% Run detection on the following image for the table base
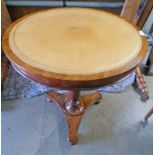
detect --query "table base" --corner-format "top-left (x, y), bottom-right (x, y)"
top-left (47, 90), bottom-right (102, 144)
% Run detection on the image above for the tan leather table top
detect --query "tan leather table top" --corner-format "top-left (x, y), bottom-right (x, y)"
top-left (9, 8), bottom-right (142, 75)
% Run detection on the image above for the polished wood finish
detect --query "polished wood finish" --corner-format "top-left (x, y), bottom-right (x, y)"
top-left (2, 8), bottom-right (147, 90)
top-left (8, 8), bottom-right (142, 75)
top-left (47, 90), bottom-right (102, 144)
top-left (2, 8), bottom-right (148, 144)
top-left (121, 0), bottom-right (141, 24)
top-left (138, 0), bottom-right (153, 28)
top-left (121, 0), bottom-right (152, 27)
top-left (122, 0), bottom-right (152, 29)
top-left (5, 1), bottom-right (150, 103)
top-left (65, 90), bottom-right (84, 115)
top-left (144, 107), bottom-right (153, 121)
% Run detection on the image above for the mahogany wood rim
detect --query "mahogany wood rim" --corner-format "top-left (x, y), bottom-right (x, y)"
top-left (2, 8), bottom-right (148, 89)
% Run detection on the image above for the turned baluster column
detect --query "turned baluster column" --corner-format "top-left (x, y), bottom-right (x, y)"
top-left (65, 90), bottom-right (84, 115)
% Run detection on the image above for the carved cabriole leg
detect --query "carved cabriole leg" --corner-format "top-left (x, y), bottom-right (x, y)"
top-left (135, 66), bottom-right (149, 101)
top-left (47, 90), bottom-right (102, 144)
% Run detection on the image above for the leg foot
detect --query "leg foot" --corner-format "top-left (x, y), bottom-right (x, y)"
top-left (94, 100), bottom-right (101, 105)
top-left (141, 93), bottom-right (149, 101)
top-left (66, 114), bottom-right (82, 144)
top-left (81, 91), bottom-right (102, 109)
top-left (47, 90), bottom-right (102, 144)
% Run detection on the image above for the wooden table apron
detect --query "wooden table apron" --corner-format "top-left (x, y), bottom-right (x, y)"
top-left (2, 8), bottom-right (148, 144)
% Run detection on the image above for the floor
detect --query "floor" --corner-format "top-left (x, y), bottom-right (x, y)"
top-left (2, 76), bottom-right (153, 155)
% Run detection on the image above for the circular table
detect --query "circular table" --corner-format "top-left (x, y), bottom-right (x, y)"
top-left (2, 8), bottom-right (147, 144)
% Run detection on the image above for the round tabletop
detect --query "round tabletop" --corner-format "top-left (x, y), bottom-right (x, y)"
top-left (2, 8), bottom-right (147, 89)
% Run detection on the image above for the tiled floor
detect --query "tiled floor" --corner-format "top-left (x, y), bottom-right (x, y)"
top-left (2, 76), bottom-right (153, 155)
